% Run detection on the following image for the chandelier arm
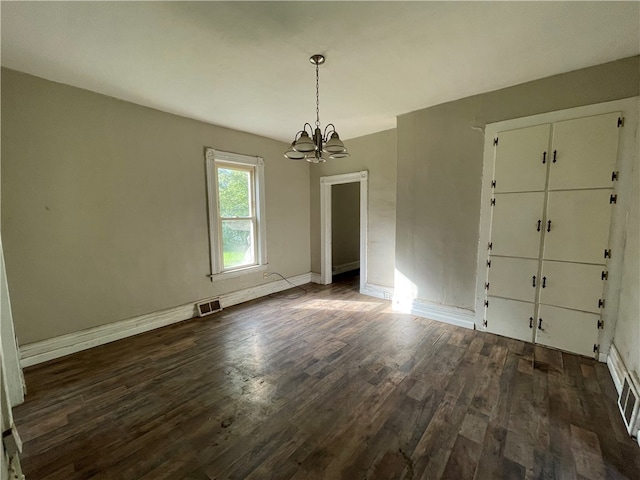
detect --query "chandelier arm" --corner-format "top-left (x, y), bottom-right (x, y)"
top-left (292, 128), bottom-right (306, 142)
top-left (303, 123), bottom-right (314, 135)
top-left (323, 123), bottom-right (337, 141)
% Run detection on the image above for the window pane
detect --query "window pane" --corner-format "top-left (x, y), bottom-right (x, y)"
top-left (217, 167), bottom-right (251, 218)
top-left (221, 219), bottom-right (255, 269)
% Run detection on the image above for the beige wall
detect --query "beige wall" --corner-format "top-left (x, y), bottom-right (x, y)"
top-left (1, 68), bottom-right (310, 344)
top-left (331, 182), bottom-right (360, 269)
top-left (396, 56), bottom-right (640, 311)
top-left (613, 96), bottom-right (640, 381)
top-left (310, 129), bottom-right (397, 288)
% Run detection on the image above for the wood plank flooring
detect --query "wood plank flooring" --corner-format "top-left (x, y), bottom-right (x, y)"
top-left (14, 273), bottom-right (640, 479)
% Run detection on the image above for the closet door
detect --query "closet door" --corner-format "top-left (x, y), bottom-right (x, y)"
top-left (548, 112), bottom-right (620, 190)
top-left (494, 124), bottom-right (550, 193)
top-left (485, 297), bottom-right (534, 343)
top-left (536, 305), bottom-right (600, 357)
top-left (539, 261), bottom-right (604, 313)
top-left (491, 192), bottom-right (545, 258)
top-left (480, 105), bottom-right (627, 359)
top-left (543, 190), bottom-right (613, 264)
top-left (487, 257), bottom-right (538, 302)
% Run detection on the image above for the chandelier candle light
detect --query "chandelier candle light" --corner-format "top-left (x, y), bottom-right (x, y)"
top-left (284, 54), bottom-right (350, 163)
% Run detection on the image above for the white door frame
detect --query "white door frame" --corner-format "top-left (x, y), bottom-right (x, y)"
top-left (320, 171), bottom-right (368, 293)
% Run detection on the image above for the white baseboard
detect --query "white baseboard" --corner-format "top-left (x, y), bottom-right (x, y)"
top-left (332, 261), bottom-right (360, 275)
top-left (361, 283), bottom-right (393, 300)
top-left (20, 304), bottom-right (196, 368)
top-left (310, 273), bottom-right (323, 284)
top-left (20, 272), bottom-right (312, 367)
top-left (607, 343), bottom-right (625, 394)
top-left (222, 272), bottom-right (311, 307)
top-left (394, 299), bottom-right (475, 330)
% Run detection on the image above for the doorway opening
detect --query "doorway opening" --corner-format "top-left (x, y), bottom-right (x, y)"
top-left (320, 171), bottom-right (368, 294)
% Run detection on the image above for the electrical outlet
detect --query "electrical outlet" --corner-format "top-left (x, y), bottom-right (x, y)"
top-left (383, 291), bottom-right (391, 300)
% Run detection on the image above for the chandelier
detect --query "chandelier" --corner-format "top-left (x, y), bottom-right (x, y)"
top-left (284, 54), bottom-right (349, 163)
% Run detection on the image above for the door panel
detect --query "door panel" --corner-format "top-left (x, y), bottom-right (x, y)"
top-left (543, 190), bottom-right (613, 264)
top-left (536, 305), bottom-right (599, 357)
top-left (491, 192), bottom-right (545, 258)
top-left (485, 297), bottom-right (535, 343)
top-left (494, 124), bottom-right (550, 193)
top-left (488, 257), bottom-right (539, 302)
top-left (539, 261), bottom-right (604, 313)
top-left (549, 112), bottom-right (620, 190)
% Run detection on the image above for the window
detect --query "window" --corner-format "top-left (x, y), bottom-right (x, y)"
top-left (205, 149), bottom-right (266, 277)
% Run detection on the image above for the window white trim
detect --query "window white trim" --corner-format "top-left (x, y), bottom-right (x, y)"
top-left (205, 148), bottom-right (267, 279)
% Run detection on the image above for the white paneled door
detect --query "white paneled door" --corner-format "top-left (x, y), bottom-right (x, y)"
top-left (487, 257), bottom-right (539, 303)
top-left (490, 192), bottom-right (545, 259)
top-left (482, 108), bottom-right (623, 358)
top-left (494, 123), bottom-right (550, 193)
top-left (536, 305), bottom-right (600, 358)
top-left (485, 297), bottom-right (534, 343)
top-left (549, 112), bottom-right (620, 191)
top-left (539, 261), bottom-right (605, 313)
top-left (543, 189), bottom-right (613, 264)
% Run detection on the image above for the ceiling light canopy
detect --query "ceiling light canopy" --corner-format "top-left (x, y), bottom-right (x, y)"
top-left (284, 54), bottom-right (349, 163)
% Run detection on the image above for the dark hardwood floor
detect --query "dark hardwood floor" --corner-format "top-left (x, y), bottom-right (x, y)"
top-left (14, 274), bottom-right (640, 479)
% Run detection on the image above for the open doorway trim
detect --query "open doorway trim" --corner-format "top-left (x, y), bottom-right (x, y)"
top-left (320, 171), bottom-right (368, 293)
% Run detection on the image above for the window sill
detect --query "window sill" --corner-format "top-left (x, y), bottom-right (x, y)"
top-left (207, 264), bottom-right (268, 281)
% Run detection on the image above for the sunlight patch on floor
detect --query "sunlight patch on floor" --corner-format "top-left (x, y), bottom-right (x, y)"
top-left (292, 299), bottom-right (379, 312)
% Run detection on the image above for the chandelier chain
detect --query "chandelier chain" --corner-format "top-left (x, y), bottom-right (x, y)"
top-left (315, 63), bottom-right (320, 128)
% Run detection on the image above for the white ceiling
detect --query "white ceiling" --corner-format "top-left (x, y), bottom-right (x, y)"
top-left (2, 2), bottom-right (639, 143)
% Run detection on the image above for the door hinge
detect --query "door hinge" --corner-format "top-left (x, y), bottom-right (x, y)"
top-left (604, 249), bottom-right (612, 259)
top-left (488, 242), bottom-right (493, 251)
top-left (487, 260), bottom-right (491, 267)
top-left (601, 270), bottom-right (608, 281)
top-left (484, 300), bottom-right (489, 307)
top-left (610, 194), bottom-right (617, 204)
top-left (593, 344), bottom-right (600, 354)
top-left (598, 299), bottom-right (605, 309)
top-left (493, 137), bottom-right (499, 146)
top-left (483, 319), bottom-right (488, 328)
top-left (598, 320), bottom-right (604, 329)
top-left (612, 171), bottom-right (619, 181)
top-left (490, 198), bottom-right (495, 206)
top-left (485, 282), bottom-right (490, 290)
top-left (491, 180), bottom-right (496, 188)
top-left (617, 117), bottom-right (625, 128)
